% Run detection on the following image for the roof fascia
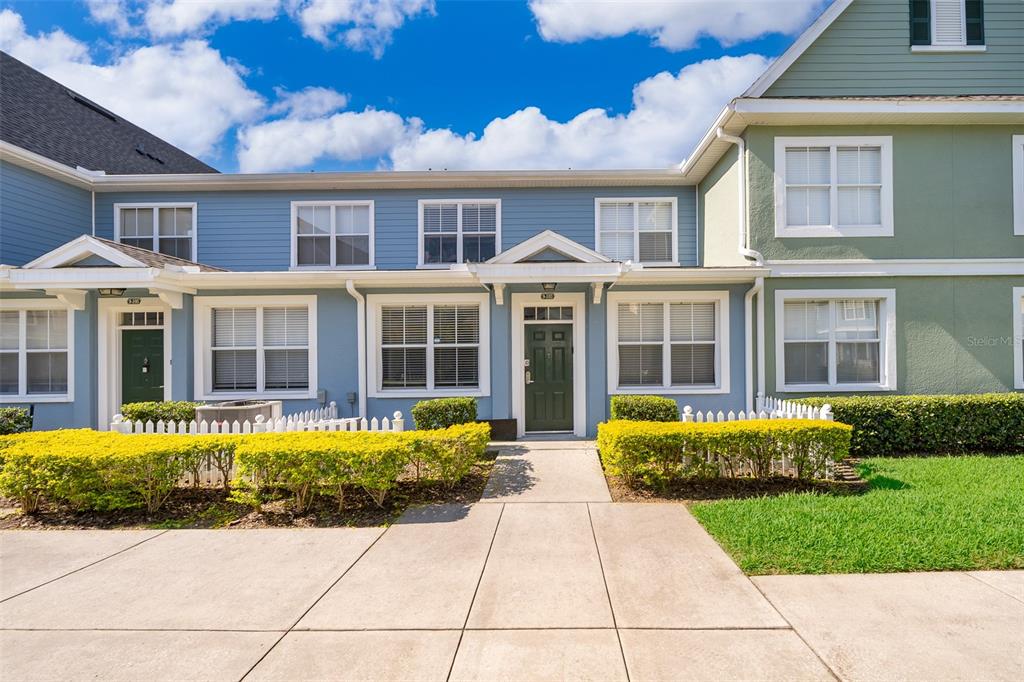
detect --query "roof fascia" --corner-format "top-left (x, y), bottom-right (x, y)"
top-left (488, 230), bottom-right (611, 264)
top-left (0, 141), bottom-right (99, 190)
top-left (23, 236), bottom-right (146, 269)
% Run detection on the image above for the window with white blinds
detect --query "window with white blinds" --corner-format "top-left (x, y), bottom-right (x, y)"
top-left (0, 306), bottom-right (71, 400)
top-left (201, 297), bottom-right (315, 397)
top-left (117, 204), bottom-right (195, 260)
top-left (1014, 289), bottom-right (1024, 390)
top-left (911, 0), bottom-right (984, 48)
top-left (775, 137), bottom-right (893, 237)
top-left (778, 291), bottom-right (895, 391)
top-left (379, 303), bottom-right (480, 390)
top-left (1013, 136), bottom-right (1024, 236)
top-left (611, 296), bottom-right (721, 391)
top-left (293, 202), bottom-right (373, 268)
top-left (596, 198), bottom-right (676, 264)
top-left (419, 200), bottom-right (499, 265)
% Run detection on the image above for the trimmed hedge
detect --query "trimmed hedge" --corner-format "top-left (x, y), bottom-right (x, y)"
top-left (598, 419), bottom-right (852, 486)
top-left (0, 423), bottom-right (492, 515)
top-left (120, 401), bottom-right (202, 424)
top-left (798, 394), bottom-right (1024, 457)
top-left (0, 407), bottom-right (32, 435)
top-left (609, 395), bottom-right (679, 422)
top-left (411, 397), bottom-right (477, 430)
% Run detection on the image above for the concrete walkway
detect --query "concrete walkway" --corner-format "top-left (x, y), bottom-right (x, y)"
top-left (1, 441), bottom-right (1022, 681)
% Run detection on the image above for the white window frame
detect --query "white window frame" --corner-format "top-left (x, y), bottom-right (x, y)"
top-left (114, 202), bottom-right (198, 262)
top-left (606, 290), bottom-right (730, 395)
top-left (1014, 287), bottom-right (1023, 390)
top-left (911, 0), bottom-right (987, 53)
top-left (1013, 135), bottom-right (1024, 236)
top-left (774, 136), bottom-right (894, 238)
top-left (193, 295), bottom-right (318, 400)
top-left (775, 289), bottom-right (897, 393)
top-left (0, 299), bottom-right (75, 403)
top-left (417, 199), bottom-right (502, 267)
top-left (366, 292), bottom-right (491, 398)
top-left (595, 197), bottom-right (679, 266)
top-left (289, 200), bottom-right (375, 270)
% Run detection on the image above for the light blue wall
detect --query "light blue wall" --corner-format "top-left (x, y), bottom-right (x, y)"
top-left (93, 186), bottom-right (698, 271)
top-left (0, 162), bottom-right (92, 266)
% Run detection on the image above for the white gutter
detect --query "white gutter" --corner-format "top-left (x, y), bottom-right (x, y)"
top-left (743, 276), bottom-right (764, 412)
top-left (715, 128), bottom-right (764, 266)
top-left (91, 191), bottom-right (95, 237)
top-left (345, 279), bottom-right (367, 419)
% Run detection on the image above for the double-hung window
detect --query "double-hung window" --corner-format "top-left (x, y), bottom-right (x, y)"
top-left (116, 204), bottom-right (196, 260)
top-left (607, 292), bottom-right (728, 394)
top-left (777, 290), bottom-right (896, 392)
top-left (292, 201), bottom-right (373, 268)
top-left (775, 137), bottom-right (893, 237)
top-left (596, 198), bottom-right (677, 265)
top-left (1014, 288), bottom-right (1024, 390)
top-left (911, 0), bottom-right (984, 50)
top-left (419, 200), bottom-right (499, 265)
top-left (0, 303), bottom-right (72, 402)
top-left (369, 294), bottom-right (490, 396)
top-left (1013, 135), bottom-right (1023, 236)
top-left (196, 296), bottom-right (316, 399)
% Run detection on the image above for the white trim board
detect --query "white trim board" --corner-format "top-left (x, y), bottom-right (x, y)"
top-left (114, 202), bottom-right (199, 263)
top-left (0, 298), bottom-right (76, 404)
top-left (488, 230), bottom-right (610, 264)
top-left (510, 292), bottom-right (587, 438)
top-left (289, 200), bottom-right (376, 270)
top-left (365, 292), bottom-right (491, 399)
top-left (605, 290), bottom-right (731, 397)
top-left (97, 298), bottom-right (172, 427)
top-left (1014, 287), bottom-right (1023, 390)
top-left (768, 258), bottom-right (1024, 277)
top-left (1013, 135), bottom-right (1024, 237)
top-left (24, 235), bottom-right (146, 269)
top-left (774, 288), bottom-right (898, 394)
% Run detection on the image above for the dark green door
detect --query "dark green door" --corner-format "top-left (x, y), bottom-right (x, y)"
top-left (121, 329), bottom-right (164, 404)
top-left (525, 323), bottom-right (573, 432)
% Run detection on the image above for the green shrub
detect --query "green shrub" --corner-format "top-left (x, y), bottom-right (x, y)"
top-left (798, 394), bottom-right (1024, 457)
top-left (120, 401), bottom-right (202, 424)
top-left (597, 419), bottom-right (852, 487)
top-left (409, 422), bottom-right (491, 489)
top-left (411, 397), bottom-right (477, 430)
top-left (0, 407), bottom-right (32, 435)
top-left (609, 395), bottom-right (680, 422)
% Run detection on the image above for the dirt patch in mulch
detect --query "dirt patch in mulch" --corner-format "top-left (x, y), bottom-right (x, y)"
top-left (0, 453), bottom-right (497, 530)
top-left (605, 458), bottom-right (868, 503)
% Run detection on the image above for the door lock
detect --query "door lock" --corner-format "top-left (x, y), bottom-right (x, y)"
top-left (142, 357), bottom-right (150, 374)
top-left (525, 370), bottom-right (533, 385)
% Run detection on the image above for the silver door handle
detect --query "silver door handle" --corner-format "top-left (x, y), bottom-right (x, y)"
top-left (525, 370), bottom-right (533, 385)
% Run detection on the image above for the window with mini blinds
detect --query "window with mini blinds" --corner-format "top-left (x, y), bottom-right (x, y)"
top-left (210, 306), bottom-right (310, 392)
top-left (117, 205), bottom-right (194, 260)
top-left (783, 299), bottom-right (883, 387)
top-left (615, 301), bottom-right (719, 389)
top-left (0, 309), bottom-right (69, 399)
top-left (293, 202), bottom-right (372, 267)
top-left (596, 199), bottom-right (676, 264)
top-left (420, 201), bottom-right (498, 265)
top-left (379, 304), bottom-right (481, 390)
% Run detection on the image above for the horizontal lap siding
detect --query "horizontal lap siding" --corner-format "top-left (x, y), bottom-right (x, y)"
top-left (94, 186), bottom-right (697, 271)
top-left (765, 0), bottom-right (1024, 96)
top-left (0, 162), bottom-right (92, 265)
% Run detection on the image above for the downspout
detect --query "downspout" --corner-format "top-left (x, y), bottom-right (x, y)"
top-left (345, 279), bottom-right (367, 419)
top-left (744, 276), bottom-right (764, 412)
top-left (91, 191), bottom-right (96, 237)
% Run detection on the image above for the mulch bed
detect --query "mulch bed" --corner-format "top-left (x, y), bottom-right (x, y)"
top-left (606, 458), bottom-right (868, 503)
top-left (0, 452), bottom-right (497, 530)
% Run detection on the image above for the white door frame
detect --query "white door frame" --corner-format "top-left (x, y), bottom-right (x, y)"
top-left (97, 298), bottom-right (173, 429)
top-left (510, 292), bottom-right (587, 437)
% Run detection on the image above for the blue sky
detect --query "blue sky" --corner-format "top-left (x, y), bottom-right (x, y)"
top-left (1, 1), bottom-right (827, 173)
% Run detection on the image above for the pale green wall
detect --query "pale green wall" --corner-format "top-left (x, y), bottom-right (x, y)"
top-left (764, 276), bottom-right (1024, 396)
top-left (765, 0), bottom-right (1024, 97)
top-left (697, 146), bottom-right (747, 267)
top-left (746, 125), bottom-right (1024, 261)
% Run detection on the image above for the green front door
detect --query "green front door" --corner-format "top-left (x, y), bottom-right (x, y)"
top-left (524, 323), bottom-right (573, 432)
top-left (121, 329), bottom-right (164, 404)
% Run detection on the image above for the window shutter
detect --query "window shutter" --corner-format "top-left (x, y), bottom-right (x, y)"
top-left (910, 0), bottom-right (931, 44)
top-left (932, 0), bottom-right (966, 45)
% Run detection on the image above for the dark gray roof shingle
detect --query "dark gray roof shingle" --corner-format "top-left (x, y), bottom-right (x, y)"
top-left (94, 237), bottom-right (227, 272)
top-left (0, 51), bottom-right (218, 175)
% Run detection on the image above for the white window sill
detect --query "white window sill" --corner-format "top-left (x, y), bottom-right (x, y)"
top-left (776, 225), bottom-right (894, 239)
top-left (634, 261), bottom-right (680, 268)
top-left (196, 390), bottom-right (317, 401)
top-left (369, 388), bottom-right (487, 399)
top-left (416, 263), bottom-right (458, 270)
top-left (0, 394), bottom-right (73, 403)
top-left (610, 386), bottom-right (726, 396)
top-left (778, 383), bottom-right (896, 393)
top-left (911, 45), bottom-right (986, 53)
top-left (289, 265), bottom-right (376, 271)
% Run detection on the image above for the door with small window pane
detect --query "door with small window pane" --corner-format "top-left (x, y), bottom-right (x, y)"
top-left (122, 329), bottom-right (163, 404)
top-left (525, 323), bottom-right (573, 432)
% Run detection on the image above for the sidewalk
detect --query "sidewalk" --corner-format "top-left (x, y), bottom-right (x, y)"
top-left (1, 441), bottom-right (1022, 681)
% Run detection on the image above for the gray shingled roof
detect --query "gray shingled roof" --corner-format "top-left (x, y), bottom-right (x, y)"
top-left (0, 51), bottom-right (218, 175)
top-left (94, 238), bottom-right (227, 272)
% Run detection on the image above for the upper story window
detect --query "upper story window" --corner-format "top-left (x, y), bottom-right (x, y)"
top-left (595, 198), bottom-right (677, 265)
top-left (1013, 135), bottom-right (1023, 236)
top-left (911, 0), bottom-right (984, 50)
top-left (776, 289), bottom-right (896, 393)
top-left (0, 302), bottom-right (72, 402)
top-left (607, 291), bottom-right (729, 395)
top-left (418, 200), bottom-right (500, 266)
top-left (291, 201), bottom-right (373, 269)
top-left (116, 204), bottom-right (196, 261)
top-left (774, 137), bottom-right (894, 238)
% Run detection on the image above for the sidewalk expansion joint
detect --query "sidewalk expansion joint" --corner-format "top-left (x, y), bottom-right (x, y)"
top-left (587, 502), bottom-right (631, 682)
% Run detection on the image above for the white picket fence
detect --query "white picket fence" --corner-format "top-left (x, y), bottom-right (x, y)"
top-left (110, 410), bottom-right (405, 435)
top-left (284, 402), bottom-right (339, 422)
top-left (681, 397), bottom-right (832, 423)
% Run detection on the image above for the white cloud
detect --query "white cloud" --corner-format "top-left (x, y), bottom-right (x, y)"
top-left (529, 0), bottom-right (826, 50)
top-left (143, 0), bottom-right (281, 39)
top-left (237, 54), bottom-right (769, 172)
top-left (84, 0), bottom-right (136, 36)
top-left (294, 0), bottom-right (434, 56)
top-left (237, 109), bottom-right (414, 172)
top-left (0, 9), bottom-right (264, 158)
top-left (269, 86), bottom-right (350, 119)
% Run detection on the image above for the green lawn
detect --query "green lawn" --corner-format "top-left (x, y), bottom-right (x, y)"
top-left (690, 455), bottom-right (1024, 575)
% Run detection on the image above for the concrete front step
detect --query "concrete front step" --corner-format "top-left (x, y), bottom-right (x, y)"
top-left (481, 441), bottom-right (611, 503)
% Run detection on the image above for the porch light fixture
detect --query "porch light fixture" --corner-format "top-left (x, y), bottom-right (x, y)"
top-left (97, 288), bottom-right (126, 297)
top-left (541, 282), bottom-right (557, 292)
